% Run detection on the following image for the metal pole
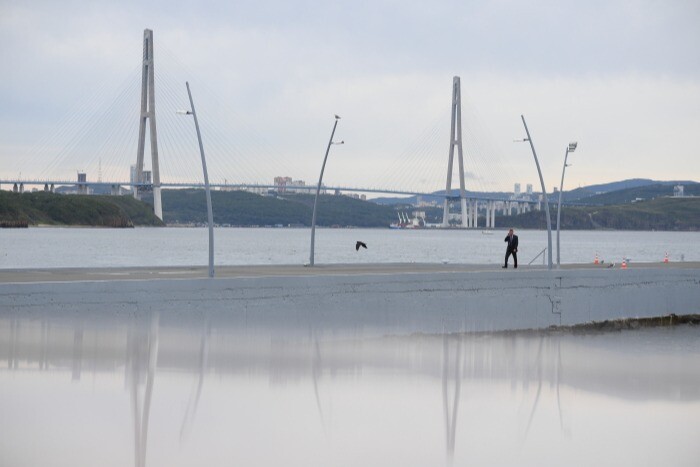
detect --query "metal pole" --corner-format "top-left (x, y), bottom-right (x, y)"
top-left (556, 147), bottom-right (570, 267)
top-left (309, 118), bottom-right (339, 266)
top-left (521, 115), bottom-right (553, 270)
top-left (186, 82), bottom-right (215, 278)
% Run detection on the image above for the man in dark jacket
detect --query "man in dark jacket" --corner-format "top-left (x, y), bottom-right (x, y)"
top-left (503, 228), bottom-right (518, 268)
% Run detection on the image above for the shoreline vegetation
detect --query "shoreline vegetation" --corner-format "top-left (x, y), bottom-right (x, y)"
top-left (0, 191), bottom-right (163, 227)
top-left (1, 189), bottom-right (699, 230)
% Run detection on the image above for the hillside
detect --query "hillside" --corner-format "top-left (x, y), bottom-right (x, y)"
top-left (371, 179), bottom-right (698, 205)
top-left (0, 192), bottom-right (164, 227)
top-left (158, 189), bottom-right (397, 227)
top-left (573, 183), bottom-right (700, 205)
top-left (498, 197), bottom-right (700, 231)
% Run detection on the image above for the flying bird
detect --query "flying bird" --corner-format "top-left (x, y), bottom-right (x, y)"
top-left (355, 241), bottom-right (367, 251)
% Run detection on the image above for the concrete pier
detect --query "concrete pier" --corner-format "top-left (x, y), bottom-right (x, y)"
top-left (1, 263), bottom-right (699, 335)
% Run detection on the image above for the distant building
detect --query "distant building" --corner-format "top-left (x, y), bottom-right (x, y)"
top-left (289, 179), bottom-right (313, 194)
top-left (130, 165), bottom-right (151, 185)
top-left (341, 193), bottom-right (366, 200)
top-left (77, 172), bottom-right (88, 195)
top-left (526, 184), bottom-right (533, 195)
top-left (674, 185), bottom-right (685, 197)
top-left (245, 186), bottom-right (268, 195)
top-left (274, 176), bottom-right (293, 192)
top-left (416, 196), bottom-right (436, 207)
top-left (514, 183), bottom-right (521, 196)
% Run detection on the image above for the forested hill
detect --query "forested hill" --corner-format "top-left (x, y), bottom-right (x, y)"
top-left (502, 197), bottom-right (700, 231)
top-left (159, 190), bottom-right (397, 227)
top-left (573, 183), bottom-right (700, 205)
top-left (3, 189), bottom-right (698, 230)
top-left (0, 192), bottom-right (164, 227)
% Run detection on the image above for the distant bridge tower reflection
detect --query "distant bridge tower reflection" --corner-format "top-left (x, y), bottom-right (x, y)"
top-left (442, 334), bottom-right (462, 465)
top-left (126, 312), bottom-right (160, 467)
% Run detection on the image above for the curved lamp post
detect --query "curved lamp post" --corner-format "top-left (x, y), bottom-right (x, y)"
top-left (516, 115), bottom-right (553, 270)
top-left (309, 115), bottom-right (343, 267)
top-left (177, 82), bottom-right (214, 278)
top-left (556, 142), bottom-right (577, 267)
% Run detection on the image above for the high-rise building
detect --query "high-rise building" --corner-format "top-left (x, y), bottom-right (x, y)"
top-left (77, 172), bottom-right (87, 195)
top-left (274, 176), bottom-right (293, 193)
top-left (526, 184), bottom-right (533, 195)
top-left (514, 183), bottom-right (521, 196)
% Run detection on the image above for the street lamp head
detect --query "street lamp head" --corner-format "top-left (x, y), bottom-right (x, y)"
top-left (513, 138), bottom-right (530, 143)
top-left (332, 140), bottom-right (345, 145)
top-left (176, 110), bottom-right (192, 115)
top-left (334, 114), bottom-right (341, 120)
top-left (568, 142), bottom-right (578, 152)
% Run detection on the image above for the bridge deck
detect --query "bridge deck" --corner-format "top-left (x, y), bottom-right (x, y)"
top-left (0, 261), bottom-right (693, 284)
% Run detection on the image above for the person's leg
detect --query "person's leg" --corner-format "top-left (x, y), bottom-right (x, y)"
top-left (504, 250), bottom-right (511, 267)
top-left (513, 251), bottom-right (518, 268)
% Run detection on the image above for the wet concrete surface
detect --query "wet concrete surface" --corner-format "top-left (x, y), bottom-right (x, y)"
top-left (1, 309), bottom-right (698, 467)
top-left (0, 261), bottom-right (697, 283)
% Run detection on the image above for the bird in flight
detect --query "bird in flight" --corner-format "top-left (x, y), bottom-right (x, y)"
top-left (355, 241), bottom-right (367, 251)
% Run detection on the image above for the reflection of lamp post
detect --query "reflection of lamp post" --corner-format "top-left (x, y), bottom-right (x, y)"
top-left (556, 142), bottom-right (578, 267)
top-left (177, 82), bottom-right (214, 278)
top-left (309, 115), bottom-right (344, 267)
top-left (516, 115), bottom-right (553, 270)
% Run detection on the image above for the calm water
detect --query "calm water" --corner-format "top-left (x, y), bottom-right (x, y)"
top-left (1, 311), bottom-right (698, 467)
top-left (1, 227), bottom-right (698, 268)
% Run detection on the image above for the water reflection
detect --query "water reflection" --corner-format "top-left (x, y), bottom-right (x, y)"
top-left (442, 334), bottom-right (461, 465)
top-left (127, 312), bottom-right (159, 467)
top-left (1, 311), bottom-right (699, 466)
top-left (179, 317), bottom-right (209, 443)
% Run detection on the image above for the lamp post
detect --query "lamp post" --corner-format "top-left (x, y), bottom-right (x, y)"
top-left (556, 142), bottom-right (578, 267)
top-left (309, 115), bottom-right (343, 267)
top-left (177, 82), bottom-right (214, 278)
top-left (516, 115), bottom-right (553, 270)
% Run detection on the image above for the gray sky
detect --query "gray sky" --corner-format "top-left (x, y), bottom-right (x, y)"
top-left (1, 0), bottom-right (699, 193)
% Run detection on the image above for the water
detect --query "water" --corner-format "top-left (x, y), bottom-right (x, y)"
top-left (1, 311), bottom-right (698, 467)
top-left (1, 227), bottom-right (698, 268)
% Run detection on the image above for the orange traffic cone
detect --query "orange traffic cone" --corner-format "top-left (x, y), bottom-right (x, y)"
top-left (664, 252), bottom-right (669, 263)
top-left (621, 259), bottom-right (627, 269)
top-left (594, 253), bottom-right (599, 265)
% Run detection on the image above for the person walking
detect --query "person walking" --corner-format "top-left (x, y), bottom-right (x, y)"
top-left (503, 228), bottom-right (518, 269)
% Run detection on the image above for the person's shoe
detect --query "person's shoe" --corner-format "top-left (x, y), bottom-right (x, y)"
top-left (502, 265), bottom-right (507, 269)
top-left (514, 266), bottom-right (518, 269)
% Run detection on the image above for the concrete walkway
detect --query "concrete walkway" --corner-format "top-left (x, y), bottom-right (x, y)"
top-left (0, 261), bottom-right (694, 283)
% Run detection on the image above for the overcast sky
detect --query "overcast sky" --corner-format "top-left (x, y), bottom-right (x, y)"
top-left (1, 0), bottom-right (699, 193)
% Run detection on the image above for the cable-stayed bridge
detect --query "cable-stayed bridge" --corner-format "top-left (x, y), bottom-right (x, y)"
top-left (2, 29), bottom-right (540, 227)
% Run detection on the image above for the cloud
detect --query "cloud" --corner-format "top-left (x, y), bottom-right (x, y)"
top-left (1, 0), bottom-right (699, 192)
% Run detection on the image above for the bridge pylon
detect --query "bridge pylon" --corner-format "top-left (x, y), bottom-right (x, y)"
top-left (134, 29), bottom-right (163, 220)
top-left (442, 76), bottom-right (468, 228)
